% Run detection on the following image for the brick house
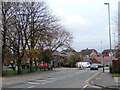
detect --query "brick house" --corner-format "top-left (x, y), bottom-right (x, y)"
top-left (102, 49), bottom-right (115, 57)
top-left (80, 48), bottom-right (97, 59)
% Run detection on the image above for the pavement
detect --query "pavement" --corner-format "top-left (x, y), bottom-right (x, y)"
top-left (90, 72), bottom-right (120, 90)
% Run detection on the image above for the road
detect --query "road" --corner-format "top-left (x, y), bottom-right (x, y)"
top-left (2, 67), bottom-right (103, 89)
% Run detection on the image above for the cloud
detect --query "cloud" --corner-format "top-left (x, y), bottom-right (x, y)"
top-left (47, 0), bottom-right (119, 52)
top-left (63, 15), bottom-right (91, 33)
top-left (64, 15), bottom-right (89, 26)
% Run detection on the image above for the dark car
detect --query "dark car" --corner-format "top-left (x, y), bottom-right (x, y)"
top-left (90, 64), bottom-right (98, 70)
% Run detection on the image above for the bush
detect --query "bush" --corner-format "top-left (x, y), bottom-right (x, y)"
top-left (113, 68), bottom-right (120, 73)
top-left (63, 62), bottom-right (76, 67)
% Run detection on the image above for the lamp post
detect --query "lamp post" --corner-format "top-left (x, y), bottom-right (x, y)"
top-left (112, 33), bottom-right (115, 49)
top-left (104, 3), bottom-right (112, 73)
top-left (101, 41), bottom-right (105, 73)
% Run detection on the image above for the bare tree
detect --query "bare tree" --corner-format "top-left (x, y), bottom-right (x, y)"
top-left (1, 2), bottom-right (17, 73)
top-left (24, 2), bottom-right (53, 71)
top-left (1, 1), bottom-right (73, 74)
top-left (44, 25), bottom-right (73, 53)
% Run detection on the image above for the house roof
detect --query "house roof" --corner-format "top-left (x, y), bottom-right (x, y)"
top-left (80, 49), bottom-right (97, 56)
top-left (76, 52), bottom-right (82, 55)
top-left (102, 49), bottom-right (115, 54)
top-left (62, 49), bottom-right (76, 53)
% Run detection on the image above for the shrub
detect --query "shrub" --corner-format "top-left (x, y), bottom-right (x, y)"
top-left (113, 68), bottom-right (120, 73)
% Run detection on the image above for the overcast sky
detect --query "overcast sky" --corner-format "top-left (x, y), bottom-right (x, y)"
top-left (46, 0), bottom-right (119, 52)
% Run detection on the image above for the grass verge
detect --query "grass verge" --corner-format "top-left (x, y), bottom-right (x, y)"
top-left (112, 73), bottom-right (120, 77)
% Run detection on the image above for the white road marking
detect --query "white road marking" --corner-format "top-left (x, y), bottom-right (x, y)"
top-left (82, 72), bottom-right (102, 89)
top-left (41, 74), bottom-right (79, 85)
top-left (85, 72), bottom-right (101, 84)
top-left (41, 75), bottom-right (72, 85)
top-left (41, 73), bottom-right (84, 85)
top-left (27, 82), bottom-right (40, 85)
top-left (27, 85), bottom-right (36, 88)
top-left (36, 80), bottom-right (46, 82)
top-left (41, 82), bottom-right (46, 84)
top-left (47, 78), bottom-right (55, 79)
top-left (41, 80), bottom-right (57, 84)
top-left (83, 85), bottom-right (88, 89)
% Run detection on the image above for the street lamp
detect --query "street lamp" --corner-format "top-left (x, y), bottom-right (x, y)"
top-left (112, 33), bottom-right (116, 49)
top-left (101, 41), bottom-right (105, 73)
top-left (104, 3), bottom-right (112, 73)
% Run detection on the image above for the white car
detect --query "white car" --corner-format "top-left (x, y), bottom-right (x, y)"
top-left (76, 62), bottom-right (90, 68)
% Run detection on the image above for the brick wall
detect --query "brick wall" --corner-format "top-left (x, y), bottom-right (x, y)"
top-left (112, 59), bottom-right (120, 73)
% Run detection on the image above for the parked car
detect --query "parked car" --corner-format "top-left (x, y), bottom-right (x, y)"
top-left (90, 64), bottom-right (98, 70)
top-left (38, 63), bottom-right (52, 70)
top-left (76, 62), bottom-right (90, 68)
top-left (98, 64), bottom-right (103, 68)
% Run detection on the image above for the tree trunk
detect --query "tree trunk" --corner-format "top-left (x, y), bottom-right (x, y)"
top-left (29, 59), bottom-right (33, 72)
top-left (34, 59), bottom-right (38, 71)
top-left (2, 45), bottom-right (5, 76)
top-left (17, 58), bottom-right (22, 74)
top-left (2, 18), bottom-right (7, 76)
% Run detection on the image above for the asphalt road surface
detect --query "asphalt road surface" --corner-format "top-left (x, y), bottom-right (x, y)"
top-left (2, 67), bottom-right (104, 89)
